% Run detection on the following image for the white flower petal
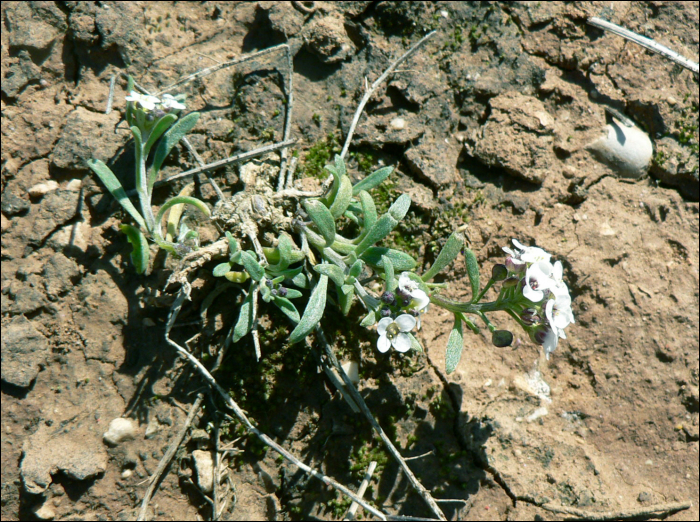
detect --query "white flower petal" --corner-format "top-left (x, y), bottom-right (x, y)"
top-left (393, 333), bottom-right (412, 352)
top-left (377, 335), bottom-right (391, 353)
top-left (394, 314), bottom-right (416, 332)
top-left (377, 317), bottom-right (392, 336)
top-left (542, 328), bottom-right (558, 359)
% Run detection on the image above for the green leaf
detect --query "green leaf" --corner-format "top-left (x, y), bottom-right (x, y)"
top-left (303, 199), bottom-right (336, 247)
top-left (388, 193), bottom-right (411, 221)
top-left (240, 251), bottom-right (264, 282)
top-left (381, 255), bottom-right (397, 293)
top-left (265, 233), bottom-right (294, 271)
top-left (120, 224), bottom-right (150, 274)
top-left (213, 262), bottom-right (233, 277)
top-left (360, 311), bottom-right (377, 327)
top-left (422, 230), bottom-right (465, 282)
top-left (464, 248), bottom-right (480, 303)
top-left (356, 190), bottom-right (377, 241)
top-left (231, 289), bottom-right (254, 343)
top-left (408, 333), bottom-right (424, 353)
top-left (354, 214), bottom-right (397, 256)
top-left (150, 111), bottom-right (200, 187)
top-left (313, 263), bottom-right (345, 287)
top-left (154, 195), bottom-right (211, 244)
top-left (352, 165), bottom-right (394, 195)
top-left (125, 76), bottom-right (135, 126)
top-left (273, 296), bottom-right (300, 323)
top-left (143, 113), bottom-right (178, 155)
top-left (334, 154), bottom-right (347, 177)
top-left (348, 259), bottom-right (364, 279)
top-left (338, 285), bottom-right (354, 315)
top-left (291, 272), bottom-right (308, 289)
top-left (361, 247), bottom-right (417, 271)
top-left (288, 275), bottom-right (328, 344)
top-left (283, 288), bottom-right (303, 299)
top-left (224, 271), bottom-right (250, 283)
top-left (225, 231), bottom-right (240, 260)
top-left (445, 315), bottom-right (464, 374)
top-left (87, 159), bottom-right (147, 230)
top-left (329, 175), bottom-right (353, 219)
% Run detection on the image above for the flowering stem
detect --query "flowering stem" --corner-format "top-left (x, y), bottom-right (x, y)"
top-left (429, 293), bottom-right (507, 315)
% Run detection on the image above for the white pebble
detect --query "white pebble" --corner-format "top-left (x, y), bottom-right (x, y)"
top-left (66, 179), bottom-right (82, 191)
top-left (192, 450), bottom-right (214, 493)
top-left (103, 417), bottom-right (138, 445)
top-left (390, 117), bottom-right (405, 131)
top-left (587, 119), bottom-right (652, 179)
top-left (121, 469), bottom-right (133, 479)
top-left (28, 180), bottom-right (59, 197)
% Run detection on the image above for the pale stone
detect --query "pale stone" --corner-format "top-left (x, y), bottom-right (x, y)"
top-left (103, 418), bottom-right (138, 445)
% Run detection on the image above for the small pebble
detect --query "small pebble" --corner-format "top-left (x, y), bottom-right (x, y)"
top-left (390, 117), bottom-right (405, 131)
top-left (666, 96), bottom-right (677, 105)
top-left (28, 180), bottom-right (59, 197)
top-left (192, 450), bottom-right (214, 493)
top-left (65, 179), bottom-right (82, 191)
top-left (103, 418), bottom-right (138, 445)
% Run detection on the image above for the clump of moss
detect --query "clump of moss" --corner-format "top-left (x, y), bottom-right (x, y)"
top-left (302, 133), bottom-right (341, 179)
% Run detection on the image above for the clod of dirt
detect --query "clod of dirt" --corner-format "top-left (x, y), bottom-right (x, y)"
top-left (472, 92), bottom-right (558, 184)
top-left (587, 119), bottom-right (653, 178)
top-left (305, 12), bottom-right (355, 64)
top-left (41, 253), bottom-right (80, 299)
top-left (27, 180), bottom-right (59, 198)
top-left (1, 315), bottom-right (48, 388)
top-left (103, 417), bottom-right (138, 445)
top-left (21, 425), bottom-right (107, 494)
top-left (192, 449), bottom-right (214, 493)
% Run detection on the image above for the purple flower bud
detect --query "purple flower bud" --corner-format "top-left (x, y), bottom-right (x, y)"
top-left (380, 308), bottom-right (392, 318)
top-left (271, 288), bottom-right (278, 296)
top-left (520, 308), bottom-right (540, 325)
top-left (505, 256), bottom-right (527, 273)
top-left (277, 287), bottom-right (288, 297)
top-left (381, 291), bottom-right (396, 305)
top-left (502, 276), bottom-right (520, 288)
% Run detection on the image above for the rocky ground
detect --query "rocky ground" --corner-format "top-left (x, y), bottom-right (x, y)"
top-left (1, 2), bottom-right (698, 520)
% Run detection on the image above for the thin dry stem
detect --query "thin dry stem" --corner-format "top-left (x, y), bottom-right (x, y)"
top-left (165, 283), bottom-right (389, 520)
top-left (340, 31), bottom-right (436, 159)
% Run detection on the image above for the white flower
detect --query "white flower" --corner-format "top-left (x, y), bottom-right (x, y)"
top-left (505, 239), bottom-right (552, 265)
top-left (398, 272), bottom-right (430, 312)
top-left (376, 314), bottom-right (416, 353)
top-left (125, 91), bottom-right (160, 111)
top-left (160, 93), bottom-right (186, 110)
top-left (523, 261), bottom-right (555, 302)
top-left (545, 293), bottom-right (575, 335)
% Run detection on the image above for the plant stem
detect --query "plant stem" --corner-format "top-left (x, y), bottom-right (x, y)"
top-left (429, 293), bottom-right (505, 315)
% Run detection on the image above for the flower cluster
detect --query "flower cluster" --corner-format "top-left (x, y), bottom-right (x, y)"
top-left (125, 91), bottom-right (187, 113)
top-left (503, 239), bottom-right (575, 358)
top-left (376, 272), bottom-right (430, 353)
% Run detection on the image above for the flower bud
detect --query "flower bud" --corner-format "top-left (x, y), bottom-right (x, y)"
top-left (277, 287), bottom-right (288, 297)
top-left (530, 326), bottom-right (551, 345)
top-left (505, 256), bottom-right (527, 273)
top-left (492, 330), bottom-right (513, 347)
top-left (380, 308), bottom-right (392, 318)
top-left (520, 308), bottom-right (540, 325)
top-left (381, 291), bottom-right (396, 305)
top-left (502, 276), bottom-right (520, 288)
top-left (491, 263), bottom-right (508, 281)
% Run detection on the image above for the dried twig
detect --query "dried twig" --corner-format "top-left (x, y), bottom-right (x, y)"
top-left (136, 394), bottom-right (205, 521)
top-left (588, 17), bottom-right (699, 75)
top-left (315, 327), bottom-right (447, 521)
top-left (340, 31), bottom-right (436, 159)
top-left (165, 283), bottom-right (389, 521)
top-left (540, 500), bottom-right (692, 520)
top-left (344, 460), bottom-right (377, 521)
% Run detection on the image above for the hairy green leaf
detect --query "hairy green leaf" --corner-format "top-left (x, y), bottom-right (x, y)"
top-left (288, 275), bottom-right (328, 344)
top-left (422, 230), bottom-right (465, 282)
top-left (313, 263), bottom-right (345, 287)
top-left (143, 113), bottom-right (178, 155)
top-left (357, 190), bottom-right (377, 241)
top-left (338, 285), bottom-right (354, 315)
top-left (154, 195), bottom-right (210, 243)
top-left (361, 247), bottom-right (417, 271)
top-left (273, 296), bottom-right (300, 323)
top-left (150, 112), bottom-right (200, 186)
top-left (120, 224), bottom-right (150, 274)
top-left (240, 251), bottom-right (264, 282)
top-left (87, 159), bottom-right (147, 230)
top-left (213, 262), bottom-right (233, 277)
top-left (352, 165), bottom-right (393, 195)
top-left (231, 289), bottom-right (254, 343)
top-left (445, 314), bottom-right (464, 374)
top-left (388, 193), bottom-right (411, 221)
top-left (381, 255), bottom-right (397, 293)
top-left (465, 248), bottom-right (480, 303)
top-left (329, 175), bottom-right (353, 219)
top-left (303, 199), bottom-right (336, 247)
top-left (354, 214), bottom-right (398, 256)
